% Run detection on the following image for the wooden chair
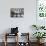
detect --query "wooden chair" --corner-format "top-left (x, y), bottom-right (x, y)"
top-left (4, 33), bottom-right (18, 46)
top-left (20, 33), bottom-right (30, 46)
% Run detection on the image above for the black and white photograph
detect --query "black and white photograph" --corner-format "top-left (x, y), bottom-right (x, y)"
top-left (10, 8), bottom-right (24, 18)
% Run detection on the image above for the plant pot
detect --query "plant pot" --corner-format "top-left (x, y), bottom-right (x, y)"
top-left (37, 39), bottom-right (45, 44)
top-left (40, 39), bottom-right (45, 43)
top-left (37, 39), bottom-right (40, 43)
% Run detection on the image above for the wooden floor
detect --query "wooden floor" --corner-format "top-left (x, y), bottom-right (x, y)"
top-left (0, 42), bottom-right (46, 46)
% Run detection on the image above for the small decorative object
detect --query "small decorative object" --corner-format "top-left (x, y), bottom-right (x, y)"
top-left (10, 8), bottom-right (24, 18)
top-left (11, 27), bottom-right (18, 34)
top-left (19, 42), bottom-right (26, 46)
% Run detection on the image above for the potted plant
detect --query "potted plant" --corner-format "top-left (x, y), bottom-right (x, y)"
top-left (32, 25), bottom-right (39, 30)
top-left (33, 32), bottom-right (46, 43)
top-left (32, 24), bottom-right (45, 30)
top-left (40, 26), bottom-right (45, 29)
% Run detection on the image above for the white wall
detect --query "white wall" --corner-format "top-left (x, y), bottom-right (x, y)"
top-left (0, 0), bottom-right (36, 42)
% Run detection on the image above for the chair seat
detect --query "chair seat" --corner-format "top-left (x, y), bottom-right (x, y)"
top-left (6, 33), bottom-right (17, 36)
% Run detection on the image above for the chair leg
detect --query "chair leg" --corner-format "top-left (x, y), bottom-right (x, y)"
top-left (4, 33), bottom-right (7, 46)
top-left (17, 34), bottom-right (18, 46)
top-left (4, 41), bottom-right (7, 46)
top-left (15, 34), bottom-right (18, 46)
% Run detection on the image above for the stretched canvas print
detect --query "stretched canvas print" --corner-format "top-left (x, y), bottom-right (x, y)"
top-left (10, 8), bottom-right (24, 18)
top-left (36, 0), bottom-right (46, 26)
top-left (37, 0), bottom-right (46, 18)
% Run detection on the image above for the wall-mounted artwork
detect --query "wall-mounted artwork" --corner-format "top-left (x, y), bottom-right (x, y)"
top-left (10, 8), bottom-right (24, 18)
top-left (36, 0), bottom-right (46, 26)
top-left (37, 0), bottom-right (46, 18)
